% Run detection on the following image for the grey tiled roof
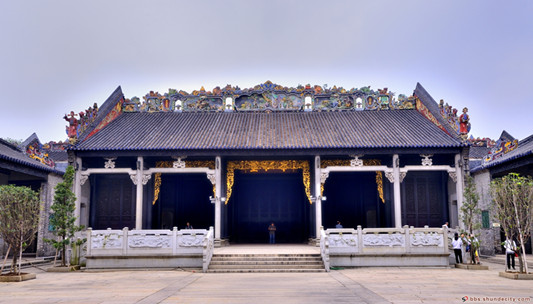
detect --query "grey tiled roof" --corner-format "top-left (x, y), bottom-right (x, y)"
top-left (19, 132), bottom-right (39, 150)
top-left (47, 151), bottom-right (68, 162)
top-left (471, 134), bottom-right (533, 172)
top-left (0, 138), bottom-right (57, 173)
top-left (74, 110), bottom-right (462, 151)
top-left (469, 146), bottom-right (491, 159)
top-left (469, 159), bottom-right (482, 170)
top-left (414, 83), bottom-right (461, 139)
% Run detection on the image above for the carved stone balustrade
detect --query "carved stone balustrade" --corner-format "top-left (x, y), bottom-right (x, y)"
top-left (84, 227), bottom-right (213, 269)
top-left (323, 226), bottom-right (450, 267)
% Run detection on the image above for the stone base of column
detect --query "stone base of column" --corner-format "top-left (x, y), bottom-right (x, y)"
top-left (308, 238), bottom-right (320, 246)
top-left (214, 239), bottom-right (230, 248)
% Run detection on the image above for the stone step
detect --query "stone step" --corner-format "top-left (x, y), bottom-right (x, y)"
top-left (209, 264), bottom-right (324, 270)
top-left (207, 253), bottom-right (326, 273)
top-left (213, 254), bottom-right (321, 257)
top-left (207, 268), bottom-right (327, 273)
top-left (211, 257), bottom-right (322, 263)
top-left (210, 260), bottom-right (323, 266)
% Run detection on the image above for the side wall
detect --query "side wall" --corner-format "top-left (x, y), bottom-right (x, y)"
top-left (36, 173), bottom-right (63, 257)
top-left (473, 170), bottom-right (498, 255)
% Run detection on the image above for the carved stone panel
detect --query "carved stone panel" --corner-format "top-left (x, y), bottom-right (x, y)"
top-left (410, 232), bottom-right (444, 247)
top-left (91, 234), bottom-right (123, 249)
top-left (363, 233), bottom-right (405, 247)
top-left (177, 234), bottom-right (204, 247)
top-left (329, 234), bottom-right (357, 247)
top-left (128, 235), bottom-right (171, 248)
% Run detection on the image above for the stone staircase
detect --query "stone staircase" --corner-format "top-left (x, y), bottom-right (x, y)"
top-left (207, 253), bottom-right (326, 273)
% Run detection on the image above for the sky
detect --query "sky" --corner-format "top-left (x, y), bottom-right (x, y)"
top-left (1, 1), bottom-right (532, 144)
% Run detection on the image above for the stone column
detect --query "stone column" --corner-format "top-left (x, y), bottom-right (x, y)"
top-left (215, 156), bottom-right (222, 240)
top-left (393, 154), bottom-right (402, 228)
top-left (74, 157), bottom-right (82, 226)
top-left (135, 156), bottom-right (144, 230)
top-left (455, 153), bottom-right (465, 230)
top-left (314, 155), bottom-right (322, 238)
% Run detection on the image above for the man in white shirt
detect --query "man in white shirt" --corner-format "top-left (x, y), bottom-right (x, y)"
top-left (504, 238), bottom-right (517, 270)
top-left (452, 233), bottom-right (463, 264)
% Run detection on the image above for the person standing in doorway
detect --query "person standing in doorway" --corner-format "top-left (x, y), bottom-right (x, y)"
top-left (336, 221), bottom-right (343, 228)
top-left (268, 222), bottom-right (276, 244)
top-left (185, 222), bottom-right (193, 229)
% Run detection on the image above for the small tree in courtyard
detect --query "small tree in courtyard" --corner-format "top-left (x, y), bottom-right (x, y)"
top-left (490, 173), bottom-right (533, 274)
top-left (460, 174), bottom-right (481, 263)
top-left (0, 185), bottom-right (41, 275)
top-left (45, 165), bottom-right (85, 267)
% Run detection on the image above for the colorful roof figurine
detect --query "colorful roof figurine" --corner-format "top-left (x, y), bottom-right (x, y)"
top-left (66, 81), bottom-right (470, 152)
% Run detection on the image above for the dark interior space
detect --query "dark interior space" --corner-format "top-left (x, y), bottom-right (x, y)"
top-left (228, 172), bottom-right (310, 243)
top-left (322, 172), bottom-right (392, 229)
top-left (152, 173), bottom-right (214, 230)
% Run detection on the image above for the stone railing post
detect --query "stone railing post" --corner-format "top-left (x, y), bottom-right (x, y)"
top-left (86, 228), bottom-right (92, 256)
top-left (172, 226), bottom-right (178, 255)
top-left (357, 225), bottom-right (363, 254)
top-left (319, 226), bottom-right (330, 272)
top-left (122, 227), bottom-right (129, 255)
top-left (441, 225), bottom-right (449, 254)
top-left (405, 226), bottom-right (411, 254)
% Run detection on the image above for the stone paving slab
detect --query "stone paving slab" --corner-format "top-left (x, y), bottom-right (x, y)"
top-left (214, 244), bottom-right (320, 255)
top-left (0, 257), bottom-right (532, 303)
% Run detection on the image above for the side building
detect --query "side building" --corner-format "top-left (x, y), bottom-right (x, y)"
top-left (470, 131), bottom-right (533, 255)
top-left (0, 136), bottom-right (65, 257)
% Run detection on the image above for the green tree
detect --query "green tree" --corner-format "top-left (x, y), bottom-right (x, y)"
top-left (490, 173), bottom-right (533, 273)
top-left (45, 165), bottom-right (85, 266)
top-left (0, 185), bottom-right (41, 275)
top-left (460, 175), bottom-right (481, 263)
top-left (461, 175), bottom-right (481, 235)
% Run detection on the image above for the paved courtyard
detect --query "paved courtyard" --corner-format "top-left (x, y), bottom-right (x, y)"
top-left (1, 248), bottom-right (532, 304)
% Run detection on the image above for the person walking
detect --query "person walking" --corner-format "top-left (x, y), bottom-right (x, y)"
top-left (452, 232), bottom-right (463, 264)
top-left (268, 222), bottom-right (276, 244)
top-left (504, 238), bottom-right (517, 270)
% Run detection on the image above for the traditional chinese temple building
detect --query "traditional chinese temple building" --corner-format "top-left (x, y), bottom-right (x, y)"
top-left (65, 81), bottom-right (470, 245)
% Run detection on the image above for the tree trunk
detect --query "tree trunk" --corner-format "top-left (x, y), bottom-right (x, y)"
top-left (519, 238), bottom-right (528, 273)
top-left (1, 245), bottom-right (11, 274)
top-left (61, 236), bottom-right (66, 267)
top-left (19, 230), bottom-right (23, 275)
top-left (11, 249), bottom-right (18, 274)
